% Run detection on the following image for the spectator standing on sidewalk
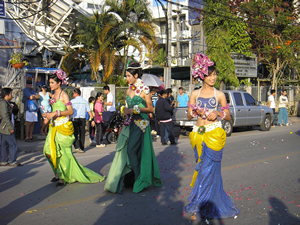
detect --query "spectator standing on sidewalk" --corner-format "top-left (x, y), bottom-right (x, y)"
top-left (103, 86), bottom-right (115, 112)
top-left (166, 88), bottom-right (175, 105)
top-left (88, 96), bottom-right (96, 144)
top-left (23, 80), bottom-right (40, 142)
top-left (267, 89), bottom-right (276, 127)
top-left (39, 84), bottom-right (53, 135)
top-left (155, 90), bottom-right (176, 145)
top-left (103, 86), bottom-right (115, 135)
top-left (94, 92), bottom-right (106, 148)
top-left (71, 89), bottom-right (93, 153)
top-left (177, 87), bottom-right (189, 107)
top-left (0, 88), bottom-right (23, 166)
top-left (277, 90), bottom-right (290, 126)
top-left (157, 75), bottom-right (165, 92)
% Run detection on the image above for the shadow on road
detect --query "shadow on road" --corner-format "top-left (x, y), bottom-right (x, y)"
top-left (0, 154), bottom-right (58, 224)
top-left (92, 138), bottom-right (191, 224)
top-left (268, 197), bottom-right (300, 225)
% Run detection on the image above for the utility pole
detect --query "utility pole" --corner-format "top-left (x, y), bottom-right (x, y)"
top-left (156, 0), bottom-right (171, 89)
top-left (176, 0), bottom-right (181, 66)
top-left (175, 0), bottom-right (182, 88)
top-left (165, 1), bottom-right (172, 89)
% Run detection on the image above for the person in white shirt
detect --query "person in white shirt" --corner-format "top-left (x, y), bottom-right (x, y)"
top-left (103, 86), bottom-right (115, 112)
top-left (267, 89), bottom-right (276, 127)
top-left (277, 90), bottom-right (289, 126)
top-left (102, 86), bottom-right (115, 137)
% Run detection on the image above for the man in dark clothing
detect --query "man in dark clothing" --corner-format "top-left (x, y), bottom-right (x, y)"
top-left (0, 88), bottom-right (22, 166)
top-left (166, 88), bottom-right (175, 105)
top-left (155, 90), bottom-right (176, 145)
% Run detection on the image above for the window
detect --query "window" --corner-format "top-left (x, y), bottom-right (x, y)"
top-left (181, 43), bottom-right (189, 57)
top-left (244, 93), bottom-right (256, 106)
top-left (233, 93), bottom-right (244, 106)
top-left (160, 22), bottom-right (166, 34)
top-left (224, 93), bottom-right (230, 104)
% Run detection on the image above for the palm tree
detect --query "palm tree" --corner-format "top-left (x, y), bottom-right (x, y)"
top-left (75, 11), bottom-right (120, 81)
top-left (105, 0), bottom-right (158, 71)
top-left (64, 0), bottom-right (157, 82)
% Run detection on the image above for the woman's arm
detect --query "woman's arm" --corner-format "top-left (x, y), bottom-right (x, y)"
top-left (139, 91), bottom-right (154, 113)
top-left (187, 90), bottom-right (199, 120)
top-left (48, 92), bottom-right (53, 98)
top-left (94, 102), bottom-right (102, 115)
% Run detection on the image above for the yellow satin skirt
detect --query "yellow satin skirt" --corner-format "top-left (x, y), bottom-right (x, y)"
top-left (189, 124), bottom-right (226, 187)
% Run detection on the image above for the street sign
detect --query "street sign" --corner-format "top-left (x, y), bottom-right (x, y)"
top-left (0, 0), bottom-right (5, 17)
top-left (232, 53), bottom-right (257, 78)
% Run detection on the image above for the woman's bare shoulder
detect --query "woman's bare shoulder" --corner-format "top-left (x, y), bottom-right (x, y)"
top-left (60, 91), bottom-right (70, 103)
top-left (216, 89), bottom-right (225, 98)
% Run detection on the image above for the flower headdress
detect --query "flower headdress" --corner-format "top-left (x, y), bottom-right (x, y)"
top-left (191, 53), bottom-right (214, 80)
top-left (54, 69), bottom-right (69, 85)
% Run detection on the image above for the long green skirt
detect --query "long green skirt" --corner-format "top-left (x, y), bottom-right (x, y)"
top-left (104, 124), bottom-right (162, 193)
top-left (43, 127), bottom-right (105, 184)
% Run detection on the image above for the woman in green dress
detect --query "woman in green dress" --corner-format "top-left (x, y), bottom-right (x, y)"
top-left (104, 62), bottom-right (162, 193)
top-left (43, 70), bottom-right (105, 187)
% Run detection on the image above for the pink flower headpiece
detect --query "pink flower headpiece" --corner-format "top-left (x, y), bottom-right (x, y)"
top-left (191, 53), bottom-right (214, 80)
top-left (54, 69), bottom-right (69, 85)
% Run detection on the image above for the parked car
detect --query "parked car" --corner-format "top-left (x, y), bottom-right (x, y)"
top-left (173, 90), bottom-right (274, 136)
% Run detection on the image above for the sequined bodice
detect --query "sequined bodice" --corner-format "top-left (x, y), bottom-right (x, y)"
top-left (196, 97), bottom-right (218, 109)
top-left (126, 95), bottom-right (146, 108)
top-left (196, 88), bottom-right (218, 110)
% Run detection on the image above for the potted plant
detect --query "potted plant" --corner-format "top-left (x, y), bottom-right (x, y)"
top-left (9, 51), bottom-right (29, 69)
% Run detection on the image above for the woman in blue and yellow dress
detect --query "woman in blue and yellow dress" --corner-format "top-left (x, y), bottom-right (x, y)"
top-left (43, 70), bottom-right (105, 187)
top-left (185, 54), bottom-right (239, 221)
top-left (104, 62), bottom-right (161, 193)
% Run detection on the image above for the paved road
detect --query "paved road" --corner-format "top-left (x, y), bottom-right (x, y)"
top-left (1, 124), bottom-right (300, 225)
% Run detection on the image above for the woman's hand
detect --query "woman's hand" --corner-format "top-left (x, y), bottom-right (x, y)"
top-left (42, 112), bottom-right (47, 118)
top-left (98, 112), bottom-right (102, 116)
top-left (124, 108), bottom-right (133, 115)
top-left (195, 108), bottom-right (205, 117)
top-left (91, 121), bottom-right (95, 127)
top-left (46, 112), bottom-right (56, 120)
top-left (206, 111), bottom-right (218, 121)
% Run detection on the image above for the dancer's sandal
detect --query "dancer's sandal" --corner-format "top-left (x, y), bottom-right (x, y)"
top-left (190, 213), bottom-right (197, 221)
top-left (56, 182), bottom-right (64, 187)
top-left (51, 177), bottom-right (59, 182)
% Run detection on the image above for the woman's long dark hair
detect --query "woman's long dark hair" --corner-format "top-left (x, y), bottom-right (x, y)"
top-left (48, 73), bottom-right (62, 85)
top-left (126, 62), bottom-right (143, 78)
top-left (95, 92), bottom-right (103, 101)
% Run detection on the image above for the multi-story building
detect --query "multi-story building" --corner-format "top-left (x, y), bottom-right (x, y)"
top-left (0, 0), bottom-right (204, 87)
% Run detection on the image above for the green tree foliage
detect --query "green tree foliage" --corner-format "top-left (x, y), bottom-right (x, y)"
top-left (69, 10), bottom-right (120, 81)
top-left (105, 0), bottom-right (157, 70)
top-left (202, 0), bottom-right (252, 88)
top-left (152, 48), bottom-right (166, 67)
top-left (237, 0), bottom-right (300, 88)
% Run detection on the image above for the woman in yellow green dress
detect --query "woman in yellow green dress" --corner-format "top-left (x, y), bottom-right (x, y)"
top-left (104, 62), bottom-right (161, 193)
top-left (43, 70), bottom-right (105, 187)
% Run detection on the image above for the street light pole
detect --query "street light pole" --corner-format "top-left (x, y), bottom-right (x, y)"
top-left (156, 0), bottom-right (172, 89)
top-left (165, 0), bottom-right (172, 89)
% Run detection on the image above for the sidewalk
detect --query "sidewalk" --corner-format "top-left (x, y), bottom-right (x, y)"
top-left (16, 116), bottom-right (300, 153)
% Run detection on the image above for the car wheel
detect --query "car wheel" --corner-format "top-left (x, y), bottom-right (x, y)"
top-left (222, 119), bottom-right (233, 137)
top-left (260, 115), bottom-right (271, 131)
top-left (106, 132), bottom-right (118, 144)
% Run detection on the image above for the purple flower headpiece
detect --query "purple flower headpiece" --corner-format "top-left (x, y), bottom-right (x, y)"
top-left (191, 53), bottom-right (214, 80)
top-left (54, 69), bottom-right (69, 85)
